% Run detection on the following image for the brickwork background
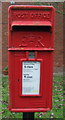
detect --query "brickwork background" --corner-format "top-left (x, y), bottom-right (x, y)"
top-left (63, 2), bottom-right (65, 73)
top-left (2, 2), bottom-right (63, 73)
top-left (0, 2), bottom-right (2, 75)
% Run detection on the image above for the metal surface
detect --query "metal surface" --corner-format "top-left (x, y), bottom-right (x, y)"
top-left (23, 112), bottom-right (34, 120)
top-left (8, 5), bottom-right (55, 112)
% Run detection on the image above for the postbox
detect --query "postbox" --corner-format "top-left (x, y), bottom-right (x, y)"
top-left (8, 5), bottom-right (55, 112)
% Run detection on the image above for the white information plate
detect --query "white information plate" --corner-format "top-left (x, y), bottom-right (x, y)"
top-left (22, 61), bottom-right (40, 95)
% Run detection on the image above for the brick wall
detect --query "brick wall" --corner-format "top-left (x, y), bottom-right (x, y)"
top-left (2, 2), bottom-right (63, 73)
top-left (0, 2), bottom-right (2, 75)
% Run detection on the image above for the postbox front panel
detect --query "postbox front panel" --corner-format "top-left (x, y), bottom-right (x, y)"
top-left (8, 5), bottom-right (55, 112)
top-left (8, 51), bottom-right (53, 112)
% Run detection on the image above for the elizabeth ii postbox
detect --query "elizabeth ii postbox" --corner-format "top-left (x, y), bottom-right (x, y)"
top-left (8, 5), bottom-right (55, 112)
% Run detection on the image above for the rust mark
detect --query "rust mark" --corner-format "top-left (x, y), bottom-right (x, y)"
top-left (20, 48), bottom-right (24, 49)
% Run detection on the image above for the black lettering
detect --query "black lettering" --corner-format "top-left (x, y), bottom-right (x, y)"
top-left (24, 75), bottom-right (26, 78)
top-left (27, 76), bottom-right (32, 78)
top-left (27, 66), bottom-right (33, 68)
top-left (24, 66), bottom-right (26, 68)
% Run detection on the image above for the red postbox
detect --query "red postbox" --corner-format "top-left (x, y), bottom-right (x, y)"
top-left (8, 5), bottom-right (55, 112)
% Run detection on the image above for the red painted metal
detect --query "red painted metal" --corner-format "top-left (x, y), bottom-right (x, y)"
top-left (8, 5), bottom-right (55, 112)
